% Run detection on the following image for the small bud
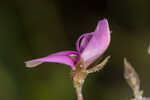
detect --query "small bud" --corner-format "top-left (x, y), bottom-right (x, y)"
top-left (124, 58), bottom-right (140, 97)
top-left (124, 58), bottom-right (150, 100)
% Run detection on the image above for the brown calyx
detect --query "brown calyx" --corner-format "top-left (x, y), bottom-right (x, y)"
top-left (71, 59), bottom-right (88, 88)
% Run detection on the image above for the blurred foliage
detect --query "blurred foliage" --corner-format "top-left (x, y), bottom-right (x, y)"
top-left (0, 0), bottom-right (150, 100)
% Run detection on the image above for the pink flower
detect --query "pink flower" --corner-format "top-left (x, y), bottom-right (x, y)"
top-left (25, 19), bottom-right (111, 69)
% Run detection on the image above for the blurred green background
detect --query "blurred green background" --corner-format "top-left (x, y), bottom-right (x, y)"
top-left (0, 0), bottom-right (150, 100)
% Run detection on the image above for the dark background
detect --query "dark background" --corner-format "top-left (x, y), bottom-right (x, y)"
top-left (0, 0), bottom-right (150, 100)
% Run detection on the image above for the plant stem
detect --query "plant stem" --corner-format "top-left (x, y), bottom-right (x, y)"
top-left (75, 86), bottom-right (83, 100)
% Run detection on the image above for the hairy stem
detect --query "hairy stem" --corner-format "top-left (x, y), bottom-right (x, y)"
top-left (87, 56), bottom-right (111, 74)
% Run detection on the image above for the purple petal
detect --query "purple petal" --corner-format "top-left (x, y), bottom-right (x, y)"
top-left (76, 33), bottom-right (93, 53)
top-left (25, 51), bottom-right (80, 68)
top-left (81, 19), bottom-right (111, 67)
